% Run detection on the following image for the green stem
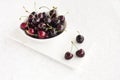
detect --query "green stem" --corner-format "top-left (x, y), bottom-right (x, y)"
top-left (19, 16), bottom-right (27, 20)
top-left (53, 6), bottom-right (57, 9)
top-left (46, 24), bottom-right (53, 29)
top-left (70, 42), bottom-right (73, 52)
top-left (77, 31), bottom-right (80, 34)
top-left (39, 6), bottom-right (50, 10)
top-left (64, 11), bottom-right (69, 16)
top-left (23, 6), bottom-right (30, 13)
top-left (34, 1), bottom-right (37, 12)
top-left (71, 41), bottom-right (78, 49)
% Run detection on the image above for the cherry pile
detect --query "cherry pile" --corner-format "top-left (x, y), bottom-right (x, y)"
top-left (64, 34), bottom-right (85, 60)
top-left (20, 8), bottom-right (66, 39)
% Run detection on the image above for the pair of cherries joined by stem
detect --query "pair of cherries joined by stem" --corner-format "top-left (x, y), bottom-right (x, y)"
top-left (65, 34), bottom-right (85, 60)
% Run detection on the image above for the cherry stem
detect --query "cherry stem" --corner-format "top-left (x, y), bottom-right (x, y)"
top-left (77, 31), bottom-right (80, 34)
top-left (64, 12), bottom-right (69, 16)
top-left (46, 24), bottom-right (53, 30)
top-left (34, 1), bottom-right (37, 11)
top-left (71, 41), bottom-right (78, 49)
top-left (19, 16), bottom-right (27, 20)
top-left (23, 6), bottom-right (30, 13)
top-left (70, 42), bottom-right (73, 52)
top-left (39, 6), bottom-right (50, 11)
top-left (27, 22), bottom-right (29, 29)
top-left (53, 6), bottom-right (57, 9)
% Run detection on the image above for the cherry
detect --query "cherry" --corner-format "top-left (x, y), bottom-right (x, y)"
top-left (31, 11), bottom-right (36, 15)
top-left (50, 18), bottom-right (58, 27)
top-left (28, 28), bottom-right (34, 34)
top-left (35, 14), bottom-right (38, 18)
top-left (44, 17), bottom-right (51, 24)
top-left (32, 18), bottom-right (37, 24)
top-left (56, 24), bottom-right (64, 32)
top-left (28, 22), bottom-right (35, 28)
top-left (76, 49), bottom-right (85, 57)
top-left (71, 41), bottom-right (85, 57)
top-left (49, 9), bottom-right (57, 18)
top-left (28, 18), bottom-right (32, 23)
top-left (38, 13), bottom-right (43, 19)
top-left (76, 35), bottom-right (84, 43)
top-left (29, 15), bottom-right (33, 19)
top-left (38, 23), bottom-right (46, 29)
top-left (58, 15), bottom-right (65, 24)
top-left (20, 22), bottom-right (27, 30)
top-left (38, 31), bottom-right (46, 38)
top-left (28, 12), bottom-right (36, 19)
top-left (49, 9), bottom-right (56, 16)
top-left (58, 15), bottom-right (65, 21)
top-left (25, 29), bottom-right (35, 37)
top-left (64, 52), bottom-right (73, 60)
top-left (34, 27), bottom-right (38, 34)
top-left (36, 18), bottom-right (41, 23)
top-left (42, 12), bottom-right (48, 18)
top-left (47, 29), bottom-right (57, 37)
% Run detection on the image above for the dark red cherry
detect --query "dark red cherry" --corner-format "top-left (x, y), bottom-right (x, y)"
top-left (44, 17), bottom-right (51, 23)
top-left (34, 27), bottom-right (38, 34)
top-left (42, 12), bottom-right (49, 18)
top-left (49, 9), bottom-right (56, 16)
top-left (49, 9), bottom-right (57, 18)
top-left (76, 49), bottom-right (85, 57)
top-left (31, 11), bottom-right (36, 15)
top-left (65, 52), bottom-right (73, 60)
top-left (25, 29), bottom-right (34, 36)
top-left (38, 23), bottom-right (46, 29)
top-left (38, 13), bottom-right (43, 19)
top-left (28, 28), bottom-right (34, 34)
top-left (47, 29), bottom-right (57, 37)
top-left (50, 18), bottom-right (58, 27)
top-left (36, 18), bottom-right (41, 23)
top-left (58, 15), bottom-right (65, 24)
top-left (28, 18), bottom-right (33, 23)
top-left (56, 24), bottom-right (64, 32)
top-left (20, 22), bottom-right (27, 30)
top-left (29, 15), bottom-right (33, 19)
top-left (76, 35), bottom-right (84, 43)
top-left (38, 31), bottom-right (46, 38)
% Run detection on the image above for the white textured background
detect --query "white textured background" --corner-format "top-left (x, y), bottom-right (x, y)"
top-left (0, 0), bottom-right (120, 80)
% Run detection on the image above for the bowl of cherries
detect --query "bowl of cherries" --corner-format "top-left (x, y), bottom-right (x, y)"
top-left (20, 7), bottom-right (66, 41)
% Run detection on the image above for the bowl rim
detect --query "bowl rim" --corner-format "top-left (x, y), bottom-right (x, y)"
top-left (21, 28), bottom-right (67, 42)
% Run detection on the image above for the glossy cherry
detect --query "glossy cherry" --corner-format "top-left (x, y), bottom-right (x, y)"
top-left (38, 31), bottom-right (46, 38)
top-left (49, 9), bottom-right (57, 18)
top-left (28, 28), bottom-right (34, 34)
top-left (20, 22), bottom-right (27, 30)
top-left (76, 49), bottom-right (85, 57)
top-left (58, 15), bottom-right (65, 24)
top-left (38, 13), bottom-right (43, 19)
top-left (65, 52), bottom-right (73, 60)
top-left (76, 35), bottom-right (84, 43)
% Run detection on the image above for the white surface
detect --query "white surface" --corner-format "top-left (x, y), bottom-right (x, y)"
top-left (9, 27), bottom-right (91, 69)
top-left (0, 0), bottom-right (120, 80)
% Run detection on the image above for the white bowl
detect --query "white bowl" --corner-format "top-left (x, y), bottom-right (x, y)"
top-left (20, 7), bottom-right (67, 42)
